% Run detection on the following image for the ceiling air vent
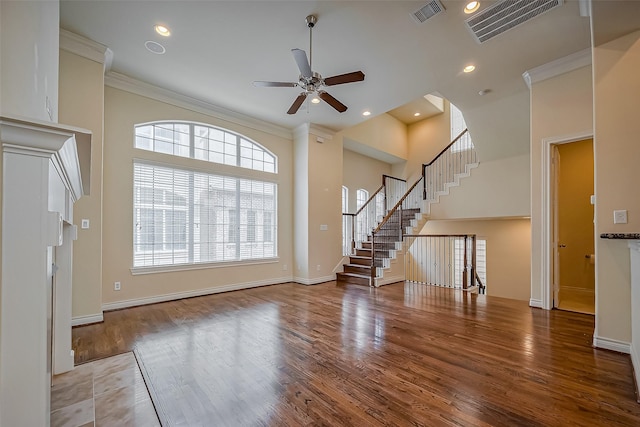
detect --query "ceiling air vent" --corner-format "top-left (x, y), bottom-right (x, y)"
top-left (411, 0), bottom-right (446, 24)
top-left (465, 0), bottom-right (564, 43)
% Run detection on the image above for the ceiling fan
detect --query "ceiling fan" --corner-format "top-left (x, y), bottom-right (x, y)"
top-left (253, 15), bottom-right (365, 115)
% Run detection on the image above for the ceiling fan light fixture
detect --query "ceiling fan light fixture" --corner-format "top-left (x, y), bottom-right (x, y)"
top-left (253, 15), bottom-right (365, 115)
top-left (464, 1), bottom-right (480, 14)
top-left (154, 24), bottom-right (171, 37)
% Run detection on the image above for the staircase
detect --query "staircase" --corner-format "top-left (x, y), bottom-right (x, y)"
top-left (338, 130), bottom-right (478, 287)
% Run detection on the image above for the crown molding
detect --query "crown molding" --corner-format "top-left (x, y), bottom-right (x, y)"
top-left (293, 123), bottom-right (335, 142)
top-left (309, 124), bottom-right (335, 140)
top-left (105, 71), bottom-right (293, 140)
top-left (59, 29), bottom-right (113, 73)
top-left (522, 48), bottom-right (592, 89)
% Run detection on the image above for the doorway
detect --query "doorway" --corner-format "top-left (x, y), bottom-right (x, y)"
top-left (553, 139), bottom-right (595, 314)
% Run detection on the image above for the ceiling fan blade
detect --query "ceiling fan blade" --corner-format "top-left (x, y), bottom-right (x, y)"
top-left (253, 81), bottom-right (298, 88)
top-left (287, 92), bottom-right (308, 115)
top-left (291, 49), bottom-right (312, 78)
top-left (318, 91), bottom-right (347, 113)
top-left (324, 71), bottom-right (365, 86)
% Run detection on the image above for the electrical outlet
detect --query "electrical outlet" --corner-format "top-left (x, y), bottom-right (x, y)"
top-left (114, 281), bottom-right (121, 291)
top-left (283, 264), bottom-right (288, 271)
top-left (317, 264), bottom-right (321, 271)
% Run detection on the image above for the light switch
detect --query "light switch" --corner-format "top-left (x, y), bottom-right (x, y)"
top-left (613, 210), bottom-right (627, 224)
top-left (81, 219), bottom-right (90, 229)
top-left (320, 224), bottom-right (328, 231)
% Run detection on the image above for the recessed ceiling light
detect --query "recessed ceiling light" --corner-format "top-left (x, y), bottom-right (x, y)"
top-left (414, 112), bottom-right (421, 117)
top-left (464, 1), bottom-right (480, 14)
top-left (463, 65), bottom-right (476, 73)
top-left (145, 40), bottom-right (166, 55)
top-left (311, 97), bottom-right (320, 104)
top-left (362, 111), bottom-right (371, 116)
top-left (154, 25), bottom-right (171, 37)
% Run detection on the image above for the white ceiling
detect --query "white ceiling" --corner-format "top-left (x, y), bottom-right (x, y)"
top-left (59, 1), bottom-right (623, 162)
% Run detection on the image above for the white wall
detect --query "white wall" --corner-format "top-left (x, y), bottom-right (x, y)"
top-left (0, 0), bottom-right (59, 122)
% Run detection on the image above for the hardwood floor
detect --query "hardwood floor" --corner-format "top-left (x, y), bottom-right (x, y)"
top-left (73, 282), bottom-right (640, 426)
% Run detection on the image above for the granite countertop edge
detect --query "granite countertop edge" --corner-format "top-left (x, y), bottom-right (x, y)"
top-left (600, 233), bottom-right (640, 239)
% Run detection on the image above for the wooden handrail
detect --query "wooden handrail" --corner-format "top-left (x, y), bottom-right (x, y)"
top-left (422, 129), bottom-right (469, 169)
top-left (382, 174), bottom-right (406, 184)
top-left (372, 176), bottom-right (423, 234)
top-left (475, 271), bottom-right (484, 287)
top-left (354, 184), bottom-right (384, 216)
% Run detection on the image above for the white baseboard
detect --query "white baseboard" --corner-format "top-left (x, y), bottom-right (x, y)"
top-left (593, 335), bottom-right (631, 354)
top-left (102, 276), bottom-right (293, 311)
top-left (376, 275), bottom-right (404, 287)
top-left (631, 344), bottom-right (640, 401)
top-left (293, 274), bottom-right (335, 286)
top-left (529, 298), bottom-right (543, 308)
top-left (71, 313), bottom-right (104, 326)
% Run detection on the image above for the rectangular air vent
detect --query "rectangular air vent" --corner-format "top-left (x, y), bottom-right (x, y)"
top-left (412, 0), bottom-right (445, 24)
top-left (465, 0), bottom-right (564, 43)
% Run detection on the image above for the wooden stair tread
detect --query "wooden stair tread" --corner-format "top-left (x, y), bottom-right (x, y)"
top-left (338, 272), bottom-right (373, 279)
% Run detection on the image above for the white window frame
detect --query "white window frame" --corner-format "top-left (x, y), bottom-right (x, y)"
top-left (132, 121), bottom-right (279, 274)
top-left (342, 186), bottom-right (349, 213)
top-left (135, 121), bottom-right (277, 173)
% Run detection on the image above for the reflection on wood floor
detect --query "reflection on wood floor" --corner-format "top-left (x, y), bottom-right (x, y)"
top-left (73, 281), bottom-right (640, 426)
top-left (558, 287), bottom-right (595, 315)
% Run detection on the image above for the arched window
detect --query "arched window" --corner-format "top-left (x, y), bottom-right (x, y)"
top-left (133, 121), bottom-right (278, 270)
top-left (356, 189), bottom-right (369, 210)
top-left (135, 121), bottom-right (277, 173)
top-left (450, 103), bottom-right (474, 153)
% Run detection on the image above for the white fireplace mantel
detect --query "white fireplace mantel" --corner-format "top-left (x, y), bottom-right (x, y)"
top-left (0, 115), bottom-right (91, 426)
top-left (629, 240), bottom-right (640, 402)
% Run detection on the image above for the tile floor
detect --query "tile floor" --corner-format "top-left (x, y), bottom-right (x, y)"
top-left (50, 352), bottom-right (160, 427)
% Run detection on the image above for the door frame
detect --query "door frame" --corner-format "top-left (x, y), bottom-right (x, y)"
top-left (541, 131), bottom-right (593, 310)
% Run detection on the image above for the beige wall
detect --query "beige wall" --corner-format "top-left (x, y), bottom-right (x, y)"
top-left (307, 131), bottom-right (343, 282)
top-left (394, 102), bottom-right (451, 183)
top-left (341, 113), bottom-right (407, 162)
top-left (58, 50), bottom-right (105, 320)
top-left (530, 65), bottom-right (593, 306)
top-left (102, 87), bottom-right (293, 305)
top-left (593, 31), bottom-right (640, 344)
top-left (342, 149), bottom-right (392, 213)
top-left (293, 128), bottom-right (310, 280)
top-left (428, 154), bottom-right (530, 220)
top-left (422, 219), bottom-right (531, 301)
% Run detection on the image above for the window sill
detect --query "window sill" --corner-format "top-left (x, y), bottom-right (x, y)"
top-left (130, 257), bottom-right (280, 275)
